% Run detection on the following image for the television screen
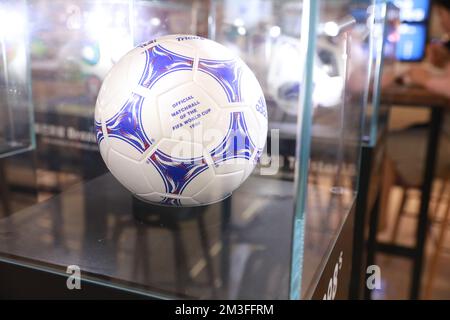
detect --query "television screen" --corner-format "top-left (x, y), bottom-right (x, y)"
top-left (393, 0), bottom-right (430, 22)
top-left (396, 23), bottom-right (427, 61)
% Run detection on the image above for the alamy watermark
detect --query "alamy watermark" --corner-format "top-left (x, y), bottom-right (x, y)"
top-left (366, 264), bottom-right (382, 290)
top-left (66, 265), bottom-right (81, 290)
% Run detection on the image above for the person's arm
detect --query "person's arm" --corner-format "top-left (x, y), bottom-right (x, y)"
top-left (423, 75), bottom-right (450, 98)
top-left (426, 42), bottom-right (450, 68)
top-left (407, 66), bottom-right (450, 99)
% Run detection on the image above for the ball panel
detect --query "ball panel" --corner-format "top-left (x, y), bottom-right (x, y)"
top-left (140, 152), bottom-right (168, 194)
top-left (239, 66), bottom-right (268, 135)
top-left (180, 167), bottom-right (215, 197)
top-left (250, 95), bottom-right (268, 136)
top-left (132, 43), bottom-right (195, 93)
top-left (158, 35), bottom-right (232, 60)
top-left (193, 71), bottom-right (229, 106)
top-left (157, 82), bottom-right (222, 145)
top-left (207, 111), bottom-right (261, 173)
top-left (213, 158), bottom-right (253, 175)
top-left (242, 149), bottom-right (262, 183)
top-left (108, 139), bottom-right (146, 161)
top-left (94, 100), bottom-right (102, 123)
top-left (98, 52), bottom-right (140, 119)
top-left (157, 40), bottom-right (196, 59)
top-left (139, 95), bottom-right (163, 151)
top-left (201, 109), bottom-right (232, 154)
top-left (177, 197), bottom-right (201, 206)
top-left (101, 93), bottom-right (132, 123)
top-left (146, 70), bottom-right (194, 99)
top-left (95, 107), bottom-right (103, 144)
top-left (134, 192), bottom-right (160, 203)
top-left (191, 37), bottom-right (236, 61)
top-left (98, 136), bottom-right (110, 164)
top-left (127, 47), bottom-right (154, 88)
top-left (108, 149), bottom-right (154, 194)
top-left (136, 192), bottom-right (200, 206)
top-left (197, 57), bottom-right (245, 103)
top-left (239, 107), bottom-right (266, 151)
top-left (104, 94), bottom-right (152, 160)
top-left (193, 170), bottom-right (244, 204)
top-left (143, 139), bottom-right (211, 197)
top-left (238, 64), bottom-right (263, 104)
top-left (155, 138), bottom-right (205, 161)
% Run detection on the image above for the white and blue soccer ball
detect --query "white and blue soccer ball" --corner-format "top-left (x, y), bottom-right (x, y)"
top-left (95, 35), bottom-right (268, 207)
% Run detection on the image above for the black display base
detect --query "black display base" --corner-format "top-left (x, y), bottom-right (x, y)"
top-left (131, 196), bottom-right (209, 226)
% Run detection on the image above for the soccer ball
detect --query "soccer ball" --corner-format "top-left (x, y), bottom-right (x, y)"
top-left (95, 35), bottom-right (268, 207)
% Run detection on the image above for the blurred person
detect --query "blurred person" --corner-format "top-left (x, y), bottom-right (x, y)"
top-left (407, 0), bottom-right (450, 96)
top-left (386, 0), bottom-right (450, 192)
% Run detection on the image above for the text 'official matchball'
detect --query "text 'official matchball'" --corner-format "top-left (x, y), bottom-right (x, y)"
top-left (95, 34), bottom-right (267, 207)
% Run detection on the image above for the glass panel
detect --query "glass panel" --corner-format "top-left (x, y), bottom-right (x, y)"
top-left (133, 0), bottom-right (207, 43)
top-left (0, 0), bottom-right (35, 157)
top-left (294, 0), bottom-right (377, 299)
top-left (363, 0), bottom-right (399, 146)
top-left (29, 0), bottom-right (134, 185)
top-left (209, 0), bottom-right (303, 299)
top-left (363, 0), bottom-right (386, 145)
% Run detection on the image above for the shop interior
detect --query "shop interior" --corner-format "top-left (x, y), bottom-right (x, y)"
top-left (0, 0), bottom-right (449, 300)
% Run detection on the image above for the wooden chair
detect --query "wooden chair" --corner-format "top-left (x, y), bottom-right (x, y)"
top-left (424, 175), bottom-right (450, 299)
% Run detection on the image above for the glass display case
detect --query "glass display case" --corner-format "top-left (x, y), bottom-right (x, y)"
top-left (349, 0), bottom-right (398, 299)
top-left (28, 0), bottom-right (135, 191)
top-left (363, 0), bottom-right (399, 146)
top-left (0, 0), bottom-right (385, 299)
top-left (0, 0), bottom-right (35, 158)
top-left (293, 0), bottom-right (376, 299)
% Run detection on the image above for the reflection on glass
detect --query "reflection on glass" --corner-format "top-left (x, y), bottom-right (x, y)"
top-left (29, 0), bottom-right (203, 193)
top-left (133, 0), bottom-right (204, 43)
top-left (0, 0), bottom-right (34, 157)
top-left (396, 23), bottom-right (427, 61)
top-left (393, 0), bottom-right (430, 22)
top-left (365, 1), bottom-right (399, 145)
top-left (296, 0), bottom-right (377, 299)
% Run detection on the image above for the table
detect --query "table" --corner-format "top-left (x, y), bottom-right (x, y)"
top-left (376, 84), bottom-right (449, 299)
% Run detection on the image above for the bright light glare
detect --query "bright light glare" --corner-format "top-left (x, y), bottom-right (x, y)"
top-left (233, 18), bottom-right (244, 27)
top-left (150, 17), bottom-right (161, 27)
top-left (237, 26), bottom-right (246, 36)
top-left (85, 9), bottom-right (110, 39)
top-left (115, 10), bottom-right (126, 26)
top-left (269, 26), bottom-right (281, 38)
top-left (82, 46), bottom-right (97, 61)
top-left (0, 9), bottom-right (26, 37)
top-left (323, 21), bottom-right (339, 37)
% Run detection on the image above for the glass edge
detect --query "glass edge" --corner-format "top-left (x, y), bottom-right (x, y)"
top-left (25, 0), bottom-right (36, 151)
top-left (0, 254), bottom-right (174, 299)
top-left (289, 0), bottom-right (319, 300)
top-left (368, 0), bottom-right (388, 146)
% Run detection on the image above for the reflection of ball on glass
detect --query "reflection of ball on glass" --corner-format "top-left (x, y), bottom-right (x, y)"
top-left (268, 35), bottom-right (344, 114)
top-left (95, 34), bottom-right (268, 207)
